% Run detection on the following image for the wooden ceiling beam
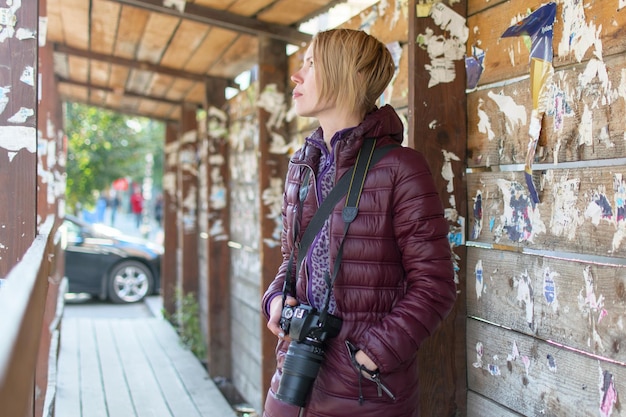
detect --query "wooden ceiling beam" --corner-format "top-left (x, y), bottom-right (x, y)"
top-left (56, 77), bottom-right (190, 107)
top-left (111, 0), bottom-right (311, 46)
top-left (53, 43), bottom-right (239, 89)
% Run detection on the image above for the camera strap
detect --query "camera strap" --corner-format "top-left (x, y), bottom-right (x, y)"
top-left (282, 138), bottom-right (399, 302)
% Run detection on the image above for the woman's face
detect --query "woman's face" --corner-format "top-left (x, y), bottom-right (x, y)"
top-left (290, 44), bottom-right (333, 118)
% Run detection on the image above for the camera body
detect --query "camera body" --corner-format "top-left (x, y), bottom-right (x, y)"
top-left (280, 304), bottom-right (341, 343)
top-left (276, 304), bottom-right (342, 407)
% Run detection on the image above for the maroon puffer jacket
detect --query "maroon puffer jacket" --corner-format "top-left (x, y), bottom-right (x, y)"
top-left (262, 105), bottom-right (457, 417)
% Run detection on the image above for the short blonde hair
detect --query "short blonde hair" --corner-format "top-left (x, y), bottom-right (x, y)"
top-left (312, 29), bottom-right (396, 116)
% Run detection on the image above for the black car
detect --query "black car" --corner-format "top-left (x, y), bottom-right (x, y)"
top-left (62, 214), bottom-right (163, 303)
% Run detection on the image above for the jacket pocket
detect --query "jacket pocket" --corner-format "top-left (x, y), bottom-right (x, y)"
top-left (344, 340), bottom-right (396, 404)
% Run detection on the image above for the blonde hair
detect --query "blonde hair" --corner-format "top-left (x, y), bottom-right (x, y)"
top-left (312, 29), bottom-right (396, 116)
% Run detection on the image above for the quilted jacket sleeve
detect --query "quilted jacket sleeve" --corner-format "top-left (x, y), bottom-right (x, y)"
top-left (357, 148), bottom-right (457, 374)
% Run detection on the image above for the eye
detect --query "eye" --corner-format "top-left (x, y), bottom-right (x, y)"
top-left (308, 60), bottom-right (314, 67)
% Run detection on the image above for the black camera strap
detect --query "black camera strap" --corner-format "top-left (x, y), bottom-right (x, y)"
top-left (282, 138), bottom-right (399, 304)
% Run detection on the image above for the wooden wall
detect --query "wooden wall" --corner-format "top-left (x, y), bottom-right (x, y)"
top-left (226, 83), bottom-right (265, 412)
top-left (466, 0), bottom-right (626, 415)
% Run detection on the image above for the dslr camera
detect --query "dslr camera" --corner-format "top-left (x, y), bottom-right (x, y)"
top-left (276, 304), bottom-right (342, 407)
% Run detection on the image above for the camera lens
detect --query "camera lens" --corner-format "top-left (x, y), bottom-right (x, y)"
top-left (276, 339), bottom-right (324, 407)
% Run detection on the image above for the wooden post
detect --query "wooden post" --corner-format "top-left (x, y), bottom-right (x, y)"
top-left (200, 79), bottom-right (232, 378)
top-left (257, 35), bottom-right (290, 408)
top-left (0, 0), bottom-right (37, 277)
top-left (162, 121), bottom-right (179, 317)
top-left (179, 104), bottom-right (199, 298)
top-left (409, 1), bottom-right (468, 415)
top-left (35, 0), bottom-right (66, 413)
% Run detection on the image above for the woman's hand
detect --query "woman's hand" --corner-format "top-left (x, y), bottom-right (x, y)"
top-left (267, 294), bottom-right (298, 339)
top-left (355, 350), bottom-right (377, 373)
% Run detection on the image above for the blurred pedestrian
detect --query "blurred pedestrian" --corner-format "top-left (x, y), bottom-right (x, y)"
top-left (130, 188), bottom-right (143, 228)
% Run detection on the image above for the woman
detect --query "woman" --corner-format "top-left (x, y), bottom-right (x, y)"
top-left (262, 29), bottom-right (457, 417)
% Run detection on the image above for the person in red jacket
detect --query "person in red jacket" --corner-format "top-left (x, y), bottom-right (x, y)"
top-left (130, 188), bottom-right (143, 228)
top-left (262, 29), bottom-right (457, 417)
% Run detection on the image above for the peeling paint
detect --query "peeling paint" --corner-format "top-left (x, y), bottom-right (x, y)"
top-left (476, 98), bottom-right (494, 141)
top-left (494, 179), bottom-right (545, 243)
top-left (550, 176), bottom-right (582, 240)
top-left (599, 368), bottom-right (617, 417)
top-left (471, 190), bottom-right (482, 239)
top-left (472, 342), bottom-right (483, 368)
top-left (585, 186), bottom-right (613, 226)
top-left (416, 3), bottom-right (468, 88)
top-left (487, 91), bottom-right (527, 134)
top-left (558, 0), bottom-right (603, 63)
top-left (261, 176), bottom-right (283, 243)
top-left (543, 267), bottom-right (559, 312)
top-left (612, 174), bottom-right (626, 252)
top-left (515, 270), bottom-right (534, 330)
top-left (474, 259), bottom-right (483, 300)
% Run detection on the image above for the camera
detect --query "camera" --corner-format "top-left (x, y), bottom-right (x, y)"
top-left (276, 304), bottom-right (342, 407)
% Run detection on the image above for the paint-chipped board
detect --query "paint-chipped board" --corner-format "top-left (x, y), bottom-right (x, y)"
top-left (53, 52), bottom-right (70, 79)
top-left (467, 168), bottom-right (626, 258)
top-left (467, 0), bottom-right (507, 17)
top-left (210, 35), bottom-right (258, 79)
top-left (341, 0), bottom-right (408, 44)
top-left (58, 0), bottom-right (89, 50)
top-left (467, 391), bottom-right (522, 417)
top-left (467, 52), bottom-right (626, 168)
top-left (256, 0), bottom-right (328, 25)
top-left (467, 246), bottom-right (626, 364)
top-left (468, 0), bottom-right (626, 87)
top-left (136, 13), bottom-right (180, 64)
top-left (184, 28), bottom-right (239, 74)
top-left (467, 318), bottom-right (624, 417)
top-left (114, 6), bottom-right (151, 60)
top-left (90, 0), bottom-right (120, 55)
top-left (160, 20), bottom-right (210, 69)
top-left (165, 78), bottom-right (195, 102)
top-left (388, 42), bottom-right (409, 109)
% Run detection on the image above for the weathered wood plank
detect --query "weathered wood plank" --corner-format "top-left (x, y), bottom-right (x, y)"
top-left (341, 0), bottom-right (408, 44)
top-left (467, 247), bottom-right (626, 363)
top-left (130, 320), bottom-right (202, 417)
top-left (184, 27), bottom-right (239, 75)
top-left (256, 0), bottom-right (328, 25)
top-left (112, 320), bottom-right (173, 417)
top-left (136, 13), bottom-right (179, 64)
top-left (67, 55), bottom-right (89, 83)
top-left (468, 0), bottom-right (507, 17)
top-left (467, 318), bottom-right (625, 416)
top-left (59, 0), bottom-right (89, 50)
top-left (77, 319), bottom-right (108, 417)
top-left (91, 0), bottom-right (120, 55)
top-left (114, 6), bottom-right (150, 59)
top-left (146, 320), bottom-right (238, 416)
top-left (467, 167), bottom-right (626, 258)
top-left (467, 0), bottom-right (626, 87)
top-left (55, 318), bottom-right (81, 417)
top-left (467, 52), bottom-right (626, 168)
top-left (166, 78), bottom-right (195, 102)
top-left (93, 320), bottom-right (135, 417)
top-left (210, 34), bottom-right (258, 79)
top-left (160, 20), bottom-right (210, 69)
top-left (467, 391), bottom-right (523, 417)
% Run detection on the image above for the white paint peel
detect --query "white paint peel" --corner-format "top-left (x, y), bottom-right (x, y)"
top-left (474, 259), bottom-right (484, 300)
top-left (476, 98), bottom-right (495, 141)
top-left (441, 149), bottom-right (460, 194)
top-left (0, 86), bottom-right (9, 115)
top-left (417, 3), bottom-right (468, 88)
top-left (488, 91), bottom-right (527, 134)
top-left (558, 0), bottom-right (603, 62)
top-left (0, 126), bottom-right (36, 158)
top-left (549, 176), bottom-right (583, 240)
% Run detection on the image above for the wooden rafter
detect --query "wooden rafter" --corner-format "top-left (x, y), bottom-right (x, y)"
top-left (110, 0), bottom-right (312, 46)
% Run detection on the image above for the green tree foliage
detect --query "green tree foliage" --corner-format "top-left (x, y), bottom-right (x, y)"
top-left (65, 102), bottom-right (164, 212)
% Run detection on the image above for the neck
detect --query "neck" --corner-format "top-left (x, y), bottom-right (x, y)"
top-left (318, 110), bottom-right (364, 149)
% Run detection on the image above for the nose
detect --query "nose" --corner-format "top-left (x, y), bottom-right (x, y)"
top-left (290, 70), bottom-right (302, 84)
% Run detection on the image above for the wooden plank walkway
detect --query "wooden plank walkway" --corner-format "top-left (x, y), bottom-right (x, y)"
top-left (55, 315), bottom-right (238, 417)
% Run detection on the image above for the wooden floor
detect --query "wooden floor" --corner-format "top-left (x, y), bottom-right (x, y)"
top-left (55, 315), bottom-right (238, 417)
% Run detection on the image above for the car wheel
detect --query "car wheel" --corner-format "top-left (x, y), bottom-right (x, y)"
top-left (107, 260), bottom-right (153, 304)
